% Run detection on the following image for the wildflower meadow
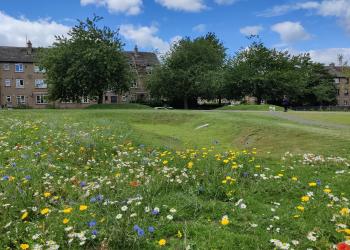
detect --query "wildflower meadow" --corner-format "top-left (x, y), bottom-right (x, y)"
top-left (0, 110), bottom-right (349, 249)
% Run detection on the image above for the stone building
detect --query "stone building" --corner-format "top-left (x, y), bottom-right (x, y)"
top-left (327, 64), bottom-right (350, 106)
top-left (0, 42), bottom-right (159, 108)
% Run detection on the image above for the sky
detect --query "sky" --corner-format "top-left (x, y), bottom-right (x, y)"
top-left (0, 0), bottom-right (350, 65)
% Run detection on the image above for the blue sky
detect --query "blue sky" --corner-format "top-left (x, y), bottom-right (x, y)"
top-left (0, 0), bottom-right (350, 64)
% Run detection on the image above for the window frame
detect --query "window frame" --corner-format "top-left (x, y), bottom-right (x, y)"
top-left (16, 95), bottom-right (26, 105)
top-left (35, 79), bottom-right (47, 89)
top-left (6, 96), bottom-right (11, 103)
top-left (15, 63), bottom-right (24, 73)
top-left (3, 64), bottom-right (10, 71)
top-left (36, 94), bottom-right (49, 104)
top-left (16, 79), bottom-right (24, 88)
top-left (4, 79), bottom-right (11, 87)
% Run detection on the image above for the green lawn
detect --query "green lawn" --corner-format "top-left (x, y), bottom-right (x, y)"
top-left (86, 103), bottom-right (152, 109)
top-left (0, 109), bottom-right (349, 249)
top-left (218, 104), bottom-right (284, 111)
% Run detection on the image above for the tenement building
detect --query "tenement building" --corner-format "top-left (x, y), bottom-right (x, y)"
top-left (327, 64), bottom-right (350, 106)
top-left (0, 42), bottom-right (159, 108)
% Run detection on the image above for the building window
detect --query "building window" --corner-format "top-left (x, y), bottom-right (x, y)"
top-left (334, 78), bottom-right (340, 84)
top-left (345, 100), bottom-right (349, 106)
top-left (105, 96), bottom-right (109, 101)
top-left (35, 79), bottom-right (47, 88)
top-left (146, 66), bottom-right (153, 74)
top-left (4, 79), bottom-right (11, 87)
top-left (15, 64), bottom-right (24, 73)
top-left (122, 95), bottom-right (127, 102)
top-left (16, 96), bottom-right (26, 105)
top-left (3, 64), bottom-right (10, 71)
top-left (337, 89), bottom-right (340, 96)
top-left (81, 96), bottom-right (90, 104)
top-left (34, 65), bottom-right (46, 73)
top-left (345, 89), bottom-right (349, 96)
top-left (16, 79), bottom-right (24, 88)
top-left (6, 96), bottom-right (11, 103)
top-left (36, 95), bottom-right (48, 104)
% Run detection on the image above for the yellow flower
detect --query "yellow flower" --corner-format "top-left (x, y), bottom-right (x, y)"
top-left (158, 239), bottom-right (166, 246)
top-left (220, 216), bottom-right (230, 226)
top-left (231, 164), bottom-right (238, 169)
top-left (323, 188), bottom-right (332, 193)
top-left (40, 208), bottom-right (50, 215)
top-left (44, 192), bottom-right (51, 198)
top-left (291, 177), bottom-right (298, 181)
top-left (176, 230), bottom-right (182, 238)
top-left (163, 160), bottom-right (168, 165)
top-left (309, 182), bottom-right (317, 187)
top-left (63, 207), bottom-right (73, 214)
top-left (340, 207), bottom-right (349, 216)
top-left (20, 244), bottom-right (29, 250)
top-left (293, 214), bottom-right (300, 219)
top-left (223, 159), bottom-right (229, 164)
top-left (296, 206), bottom-right (305, 212)
top-left (278, 173), bottom-right (284, 177)
top-left (79, 205), bottom-right (88, 211)
top-left (255, 165), bottom-right (261, 169)
top-left (187, 161), bottom-right (194, 169)
top-left (21, 211), bottom-right (28, 220)
top-left (63, 218), bottom-right (69, 224)
top-left (301, 196), bottom-right (310, 202)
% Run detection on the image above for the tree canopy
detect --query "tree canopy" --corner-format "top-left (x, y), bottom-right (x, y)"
top-left (147, 33), bottom-right (226, 109)
top-left (224, 39), bottom-right (337, 106)
top-left (39, 16), bottom-right (133, 104)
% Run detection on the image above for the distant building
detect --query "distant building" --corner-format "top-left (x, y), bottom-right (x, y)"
top-left (327, 64), bottom-right (350, 106)
top-left (0, 42), bottom-right (159, 108)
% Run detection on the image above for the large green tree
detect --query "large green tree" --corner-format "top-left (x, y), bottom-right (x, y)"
top-left (225, 40), bottom-right (336, 106)
top-left (39, 16), bottom-right (133, 104)
top-left (147, 33), bottom-right (226, 109)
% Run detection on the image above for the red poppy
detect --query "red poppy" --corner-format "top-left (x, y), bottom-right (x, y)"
top-left (337, 242), bottom-right (350, 250)
top-left (129, 181), bottom-right (140, 187)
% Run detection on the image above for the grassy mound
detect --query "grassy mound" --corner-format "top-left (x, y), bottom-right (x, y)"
top-left (86, 103), bottom-right (152, 109)
top-left (219, 104), bottom-right (284, 111)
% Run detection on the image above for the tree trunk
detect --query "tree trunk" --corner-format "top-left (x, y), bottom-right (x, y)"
top-left (184, 97), bottom-right (189, 109)
top-left (218, 96), bottom-right (222, 106)
top-left (98, 92), bottom-right (104, 104)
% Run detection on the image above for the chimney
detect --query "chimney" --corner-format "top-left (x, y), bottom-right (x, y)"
top-left (134, 45), bottom-right (139, 54)
top-left (27, 40), bottom-right (32, 55)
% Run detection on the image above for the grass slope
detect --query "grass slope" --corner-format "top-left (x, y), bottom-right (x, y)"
top-left (218, 104), bottom-right (284, 111)
top-left (0, 110), bottom-right (349, 249)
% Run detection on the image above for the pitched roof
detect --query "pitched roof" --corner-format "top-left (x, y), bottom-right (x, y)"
top-left (0, 46), bottom-right (159, 66)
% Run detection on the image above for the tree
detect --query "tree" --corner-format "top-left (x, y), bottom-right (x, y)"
top-left (39, 16), bottom-right (133, 104)
top-left (147, 33), bottom-right (226, 109)
top-left (225, 39), bottom-right (336, 106)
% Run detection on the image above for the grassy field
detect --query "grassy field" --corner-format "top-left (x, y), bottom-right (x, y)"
top-left (0, 109), bottom-right (349, 249)
top-left (218, 104), bottom-right (284, 111)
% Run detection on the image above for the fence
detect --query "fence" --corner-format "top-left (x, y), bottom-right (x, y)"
top-left (291, 106), bottom-right (350, 111)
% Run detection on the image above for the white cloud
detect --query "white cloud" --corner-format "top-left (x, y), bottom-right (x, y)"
top-left (240, 25), bottom-right (263, 36)
top-left (119, 24), bottom-right (180, 54)
top-left (80, 0), bottom-right (143, 15)
top-left (287, 47), bottom-right (350, 65)
top-left (0, 11), bottom-right (70, 47)
top-left (260, 0), bottom-right (350, 34)
top-left (214, 0), bottom-right (238, 5)
top-left (193, 24), bottom-right (207, 33)
top-left (155, 0), bottom-right (206, 12)
top-left (271, 21), bottom-right (311, 44)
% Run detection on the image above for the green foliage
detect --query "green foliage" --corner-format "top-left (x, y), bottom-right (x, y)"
top-left (147, 33), bottom-right (226, 109)
top-left (38, 16), bottom-right (133, 104)
top-left (225, 39), bottom-right (337, 106)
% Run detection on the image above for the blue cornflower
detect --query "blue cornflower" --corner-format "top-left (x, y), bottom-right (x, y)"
top-left (148, 226), bottom-right (155, 233)
top-left (92, 230), bottom-right (98, 236)
top-left (151, 210), bottom-right (159, 215)
top-left (96, 194), bottom-right (104, 201)
top-left (80, 181), bottom-right (86, 187)
top-left (25, 176), bottom-right (31, 180)
top-left (133, 225), bottom-right (141, 231)
top-left (2, 176), bottom-right (10, 180)
top-left (11, 162), bottom-right (16, 167)
top-left (88, 221), bottom-right (97, 227)
top-left (316, 179), bottom-right (322, 186)
top-left (137, 228), bottom-right (145, 237)
top-left (243, 172), bottom-right (249, 177)
top-left (90, 197), bottom-right (97, 203)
